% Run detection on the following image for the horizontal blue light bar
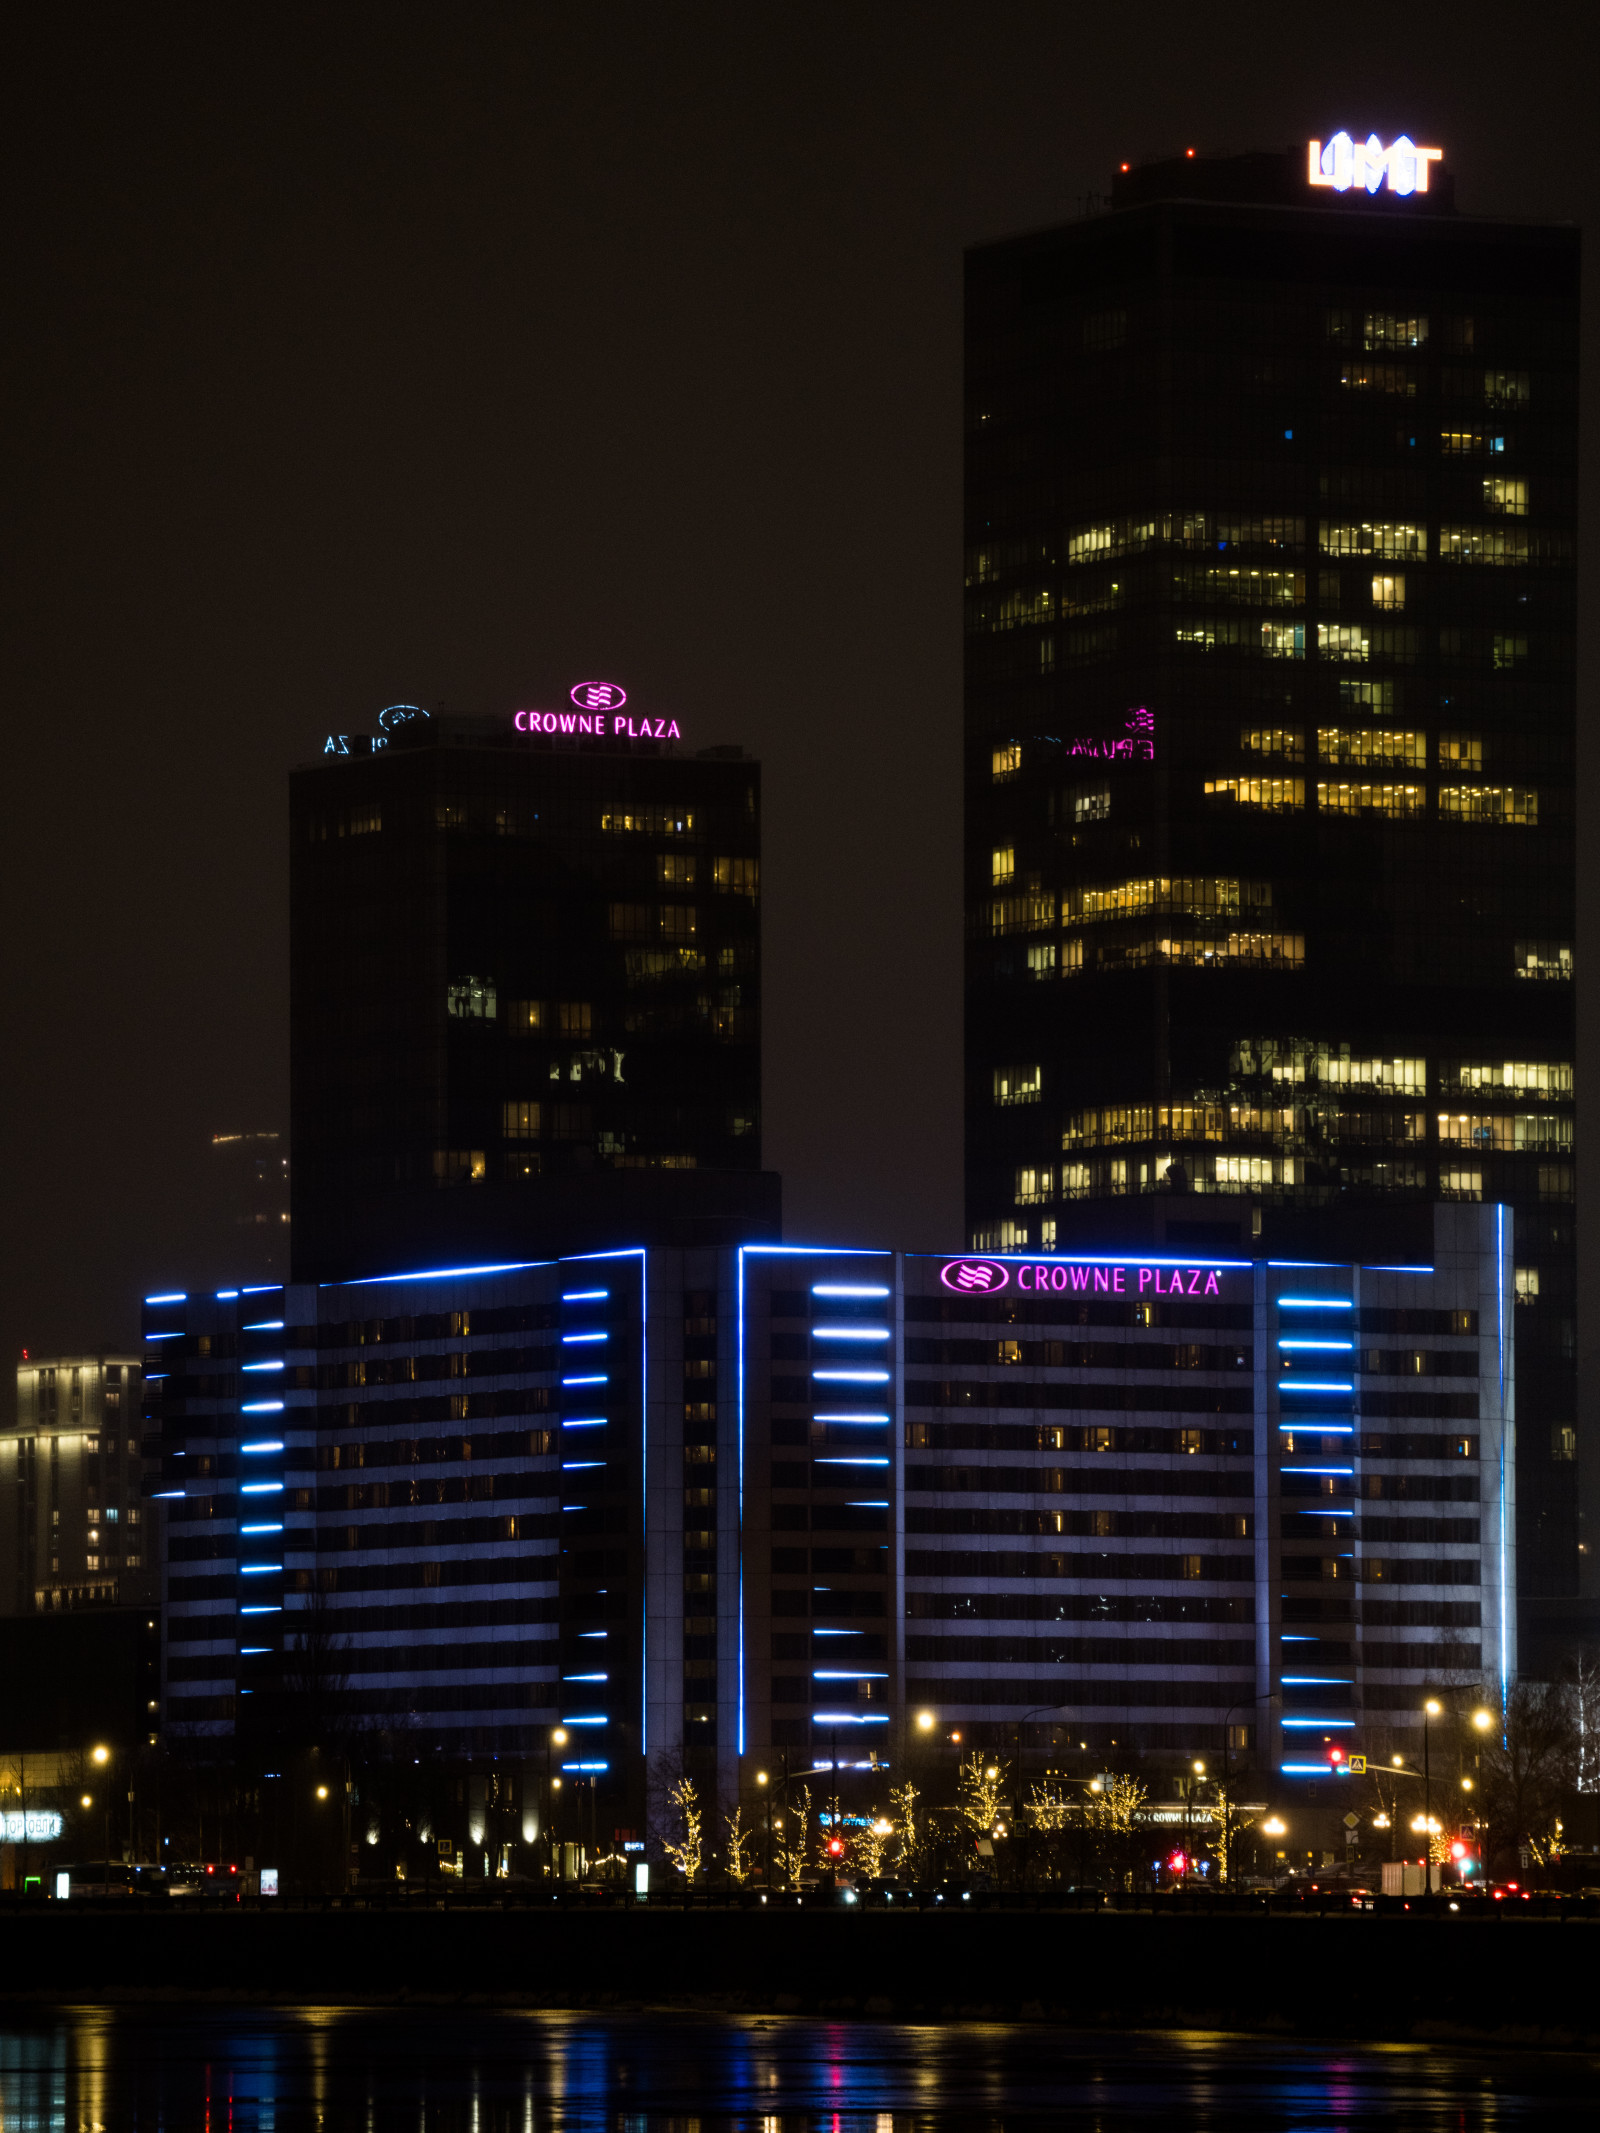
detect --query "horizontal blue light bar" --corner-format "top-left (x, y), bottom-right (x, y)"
top-left (812, 1369), bottom-right (891, 1384)
top-left (145, 1373), bottom-right (168, 1382)
top-left (815, 1457), bottom-right (890, 1467)
top-left (1281, 1717), bottom-right (1356, 1729)
top-left (1281, 1762), bottom-right (1347, 1775)
top-left (240, 1564), bottom-right (282, 1576)
top-left (241, 1482), bottom-right (284, 1495)
top-left (813, 1412), bottom-right (890, 1425)
top-left (240, 1441), bottom-right (284, 1454)
top-left (811, 1284), bottom-right (891, 1299)
top-left (577, 1631), bottom-right (607, 1639)
top-left (241, 1285), bottom-right (282, 1295)
top-left (242, 1320), bottom-right (285, 1332)
top-left (562, 1375), bottom-right (607, 1387)
top-left (1281, 1467), bottom-right (1354, 1476)
top-left (1278, 1424), bottom-right (1353, 1435)
top-left (144, 1292), bottom-right (187, 1305)
top-left (812, 1326), bottom-right (891, 1342)
top-left (239, 1646), bottom-right (273, 1655)
top-left (562, 1673), bottom-right (608, 1683)
top-left (561, 1715), bottom-right (609, 1726)
top-left (1278, 1339), bottom-right (1354, 1351)
top-left (562, 1505), bottom-right (586, 1512)
top-left (241, 1361), bottom-right (284, 1374)
top-left (145, 1331), bottom-right (183, 1342)
top-left (561, 1331), bottom-right (608, 1345)
top-left (1277, 1297), bottom-right (1354, 1310)
top-left (1281, 1677), bottom-right (1354, 1686)
top-left (346, 1260), bottom-right (546, 1285)
top-left (560, 1761), bottom-right (609, 1773)
top-left (813, 1671), bottom-right (888, 1680)
top-left (847, 1501), bottom-right (890, 1509)
top-left (240, 1401), bottom-right (284, 1414)
top-left (561, 1461), bottom-right (604, 1471)
top-left (562, 1290), bottom-right (609, 1302)
top-left (1278, 1382), bottom-right (1355, 1394)
top-left (812, 1628), bottom-right (861, 1637)
top-left (215, 1290), bottom-right (239, 1301)
top-left (150, 1489), bottom-right (185, 1500)
top-left (1295, 1508), bottom-right (1354, 1518)
top-left (810, 1713), bottom-right (890, 1725)
top-left (240, 1523), bottom-right (283, 1535)
top-left (239, 1605), bottom-right (282, 1616)
top-left (562, 1418), bottom-right (605, 1430)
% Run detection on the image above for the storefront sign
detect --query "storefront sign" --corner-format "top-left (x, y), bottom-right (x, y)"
top-left (1, 1811), bottom-right (62, 1841)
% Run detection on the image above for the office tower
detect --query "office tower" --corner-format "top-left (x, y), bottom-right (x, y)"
top-left (205, 1131), bottom-right (290, 1284)
top-left (962, 139), bottom-right (1578, 1654)
top-left (144, 1204), bottom-right (1508, 1848)
top-left (290, 689), bottom-right (778, 1285)
top-left (3, 1353), bottom-right (154, 1613)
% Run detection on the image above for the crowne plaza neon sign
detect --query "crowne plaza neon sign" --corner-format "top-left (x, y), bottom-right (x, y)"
top-left (1308, 133), bottom-right (1442, 196)
top-left (940, 1257), bottom-right (1235, 1296)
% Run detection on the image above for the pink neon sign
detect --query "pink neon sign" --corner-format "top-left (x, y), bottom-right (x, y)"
top-left (514, 708), bottom-right (681, 739)
top-left (572, 681), bottom-right (627, 711)
top-left (940, 1257), bottom-right (1228, 1296)
top-left (1068, 707), bottom-right (1154, 761)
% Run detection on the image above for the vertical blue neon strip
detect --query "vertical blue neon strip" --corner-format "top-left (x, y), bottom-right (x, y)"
top-left (737, 1245), bottom-right (746, 1759)
top-left (1498, 1204), bottom-right (1509, 1718)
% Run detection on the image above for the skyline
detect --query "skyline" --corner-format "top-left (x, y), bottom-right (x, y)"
top-left (4, 7), bottom-right (1596, 1390)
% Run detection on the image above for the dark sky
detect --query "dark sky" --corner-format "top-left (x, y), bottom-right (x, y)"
top-left (3, 4), bottom-right (1595, 1386)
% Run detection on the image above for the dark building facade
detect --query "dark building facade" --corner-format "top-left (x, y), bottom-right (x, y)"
top-left (143, 1202), bottom-right (1509, 1841)
top-left (290, 691), bottom-right (777, 1284)
top-left (962, 140), bottom-right (1578, 1648)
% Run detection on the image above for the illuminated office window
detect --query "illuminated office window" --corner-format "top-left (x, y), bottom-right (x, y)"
top-left (1174, 565), bottom-right (1304, 606)
top-left (1437, 735), bottom-right (1482, 772)
top-left (1074, 787), bottom-right (1110, 824)
top-left (505, 999), bottom-right (544, 1032)
top-left (1439, 1165), bottom-right (1483, 1201)
top-left (993, 1065), bottom-right (1042, 1107)
top-left (1515, 1267), bottom-right (1540, 1302)
top-left (1438, 785), bottom-right (1537, 825)
top-left (713, 857), bottom-right (758, 896)
top-left (1317, 730), bottom-right (1425, 770)
top-left (1363, 313), bottom-right (1429, 351)
top-left (501, 1102), bottom-right (541, 1141)
top-left (1437, 1113), bottom-right (1571, 1153)
top-left (657, 854), bottom-right (697, 887)
top-left (1204, 777), bottom-right (1304, 811)
top-left (1371, 575), bottom-right (1405, 609)
top-left (992, 846), bottom-right (1016, 885)
top-left (1061, 1162), bottom-right (1091, 1199)
top-left (1026, 943), bottom-right (1057, 979)
top-left (1339, 679), bottom-right (1395, 714)
top-left (1491, 636), bottom-right (1529, 670)
top-left (601, 807), bottom-right (695, 835)
top-left (988, 889), bottom-right (1055, 935)
top-left (445, 978), bottom-right (497, 1020)
top-left (1062, 1106), bottom-right (1153, 1150)
top-left (1483, 478), bottom-right (1528, 517)
top-left (1483, 370), bottom-right (1531, 406)
top-left (660, 906), bottom-right (698, 941)
top-left (1318, 625), bottom-right (1369, 662)
top-left (1552, 1426), bottom-right (1577, 1463)
top-left (1320, 522), bottom-right (1426, 560)
top-left (992, 743), bottom-right (1023, 782)
top-left (1440, 430), bottom-right (1504, 456)
top-left (1014, 1167), bottom-right (1054, 1205)
top-left (1515, 942), bottom-right (1572, 981)
top-left (1242, 728), bottom-right (1305, 762)
top-left (1317, 782), bottom-right (1424, 818)
top-left (1441, 1061), bottom-right (1572, 1099)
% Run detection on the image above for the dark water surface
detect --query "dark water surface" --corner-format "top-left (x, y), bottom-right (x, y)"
top-left (0, 2008), bottom-right (1594, 2131)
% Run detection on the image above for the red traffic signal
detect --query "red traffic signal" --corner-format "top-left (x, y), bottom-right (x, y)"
top-left (1167, 1849), bottom-right (1187, 1874)
top-left (1328, 1746), bottom-right (1345, 1766)
top-left (826, 1836), bottom-right (845, 1859)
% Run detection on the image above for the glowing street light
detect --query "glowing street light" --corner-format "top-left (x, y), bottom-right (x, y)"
top-left (91, 1745), bottom-right (109, 1766)
top-left (316, 1785), bottom-right (330, 1801)
top-left (1472, 1707), bottom-right (1495, 1733)
top-left (916, 1711), bottom-right (936, 1733)
top-left (1262, 1816), bottom-right (1287, 1838)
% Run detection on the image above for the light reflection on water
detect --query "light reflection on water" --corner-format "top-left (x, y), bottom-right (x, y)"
top-left (0, 2009), bottom-right (1593, 2130)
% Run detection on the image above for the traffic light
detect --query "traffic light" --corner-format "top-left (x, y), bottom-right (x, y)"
top-left (826, 1836), bottom-right (845, 1860)
top-left (1167, 1849), bottom-right (1187, 1875)
top-left (1327, 1746), bottom-right (1345, 1770)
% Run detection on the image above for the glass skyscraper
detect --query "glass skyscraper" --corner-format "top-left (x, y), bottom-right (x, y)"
top-left (962, 145), bottom-right (1580, 1650)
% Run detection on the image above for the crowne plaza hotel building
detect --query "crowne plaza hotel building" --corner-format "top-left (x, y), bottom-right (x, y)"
top-left (962, 141), bottom-right (1580, 1653)
top-left (144, 1204), bottom-right (1509, 1830)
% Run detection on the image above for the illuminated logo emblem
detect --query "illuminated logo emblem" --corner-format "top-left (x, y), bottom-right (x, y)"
top-left (1307, 134), bottom-right (1442, 196)
top-left (377, 702), bottom-right (430, 732)
top-left (940, 1259), bottom-right (1009, 1294)
top-left (571, 681), bottom-right (627, 712)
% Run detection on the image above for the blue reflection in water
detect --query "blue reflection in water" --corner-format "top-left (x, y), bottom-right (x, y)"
top-left (0, 2010), bottom-right (1591, 2129)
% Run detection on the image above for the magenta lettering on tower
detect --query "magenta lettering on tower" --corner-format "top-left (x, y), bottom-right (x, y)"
top-left (512, 683), bottom-right (681, 742)
top-left (940, 1256), bottom-right (1239, 1298)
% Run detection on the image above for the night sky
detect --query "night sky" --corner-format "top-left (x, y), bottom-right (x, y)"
top-left (4, 5), bottom-right (1595, 1388)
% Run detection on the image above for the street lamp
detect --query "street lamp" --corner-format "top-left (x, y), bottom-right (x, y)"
top-left (756, 1769), bottom-right (771, 1885)
top-left (547, 1728), bottom-right (568, 1883)
top-left (1423, 1699), bottom-right (1441, 1886)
